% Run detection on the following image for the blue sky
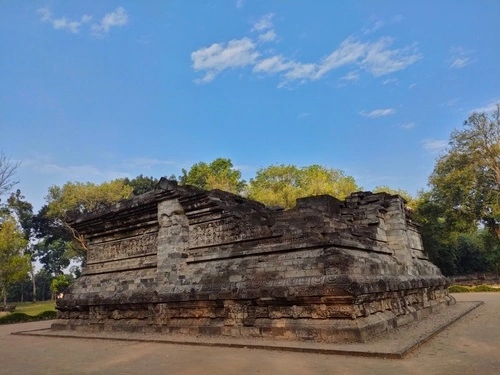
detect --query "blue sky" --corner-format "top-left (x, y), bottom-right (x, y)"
top-left (1, 1), bottom-right (499, 211)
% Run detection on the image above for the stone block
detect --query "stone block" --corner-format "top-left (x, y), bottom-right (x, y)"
top-left (54, 181), bottom-right (452, 343)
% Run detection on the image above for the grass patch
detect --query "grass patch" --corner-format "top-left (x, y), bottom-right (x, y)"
top-left (14, 301), bottom-right (56, 316)
top-left (449, 284), bottom-right (500, 293)
top-left (449, 285), bottom-right (471, 293)
top-left (0, 301), bottom-right (57, 325)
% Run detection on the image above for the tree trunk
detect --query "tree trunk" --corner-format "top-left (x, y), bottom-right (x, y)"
top-left (30, 266), bottom-right (36, 302)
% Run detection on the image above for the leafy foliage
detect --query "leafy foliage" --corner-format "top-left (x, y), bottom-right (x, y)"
top-left (6, 190), bottom-right (33, 241)
top-left (414, 104), bottom-right (500, 276)
top-left (45, 179), bottom-right (133, 251)
top-left (35, 238), bottom-right (70, 276)
top-left (50, 274), bottom-right (71, 295)
top-left (46, 179), bottom-right (133, 219)
top-left (7, 269), bottom-right (52, 302)
top-left (179, 158), bottom-right (245, 194)
top-left (0, 310), bottom-right (57, 325)
top-left (0, 216), bottom-right (30, 306)
top-left (124, 175), bottom-right (159, 195)
top-left (248, 164), bottom-right (359, 208)
top-left (429, 104), bottom-right (500, 237)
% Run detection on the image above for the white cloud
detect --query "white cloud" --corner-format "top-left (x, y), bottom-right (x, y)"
top-left (37, 7), bottom-right (128, 37)
top-left (258, 29), bottom-right (277, 43)
top-left (313, 37), bottom-right (367, 78)
top-left (284, 62), bottom-right (317, 81)
top-left (256, 36), bottom-right (420, 85)
top-left (422, 139), bottom-right (447, 152)
top-left (124, 158), bottom-right (178, 169)
top-left (441, 98), bottom-right (459, 107)
top-left (360, 108), bottom-right (395, 118)
top-left (236, 0), bottom-right (245, 8)
top-left (91, 7), bottom-right (128, 36)
top-left (341, 71), bottom-right (360, 81)
top-left (408, 83), bottom-right (417, 89)
top-left (191, 17), bottom-right (421, 85)
top-left (383, 78), bottom-right (398, 85)
top-left (22, 158), bottom-right (129, 180)
top-left (253, 55), bottom-right (293, 73)
top-left (400, 122), bottom-right (415, 130)
top-left (252, 13), bottom-right (274, 31)
top-left (469, 99), bottom-right (500, 114)
top-left (449, 47), bottom-right (475, 69)
top-left (298, 112), bottom-right (310, 118)
top-left (38, 8), bottom-right (51, 22)
top-left (362, 20), bottom-right (384, 35)
top-left (192, 38), bottom-right (259, 83)
top-left (194, 71), bottom-right (217, 84)
top-left (360, 38), bottom-right (421, 76)
top-left (37, 7), bottom-right (92, 34)
top-left (252, 14), bottom-right (277, 43)
top-left (451, 58), bottom-right (472, 68)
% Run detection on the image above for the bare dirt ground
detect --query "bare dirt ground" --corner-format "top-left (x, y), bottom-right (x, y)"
top-left (1, 293), bottom-right (499, 375)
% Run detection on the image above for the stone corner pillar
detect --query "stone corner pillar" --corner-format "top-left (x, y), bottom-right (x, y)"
top-left (156, 199), bottom-right (189, 285)
top-left (384, 196), bottom-right (413, 265)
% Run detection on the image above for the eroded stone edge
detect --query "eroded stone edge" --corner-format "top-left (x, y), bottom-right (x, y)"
top-left (10, 301), bottom-right (483, 359)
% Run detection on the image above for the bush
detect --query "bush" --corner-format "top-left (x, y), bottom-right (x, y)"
top-left (0, 310), bottom-right (57, 325)
top-left (37, 310), bottom-right (58, 319)
top-left (471, 284), bottom-right (500, 292)
top-left (449, 285), bottom-right (471, 293)
top-left (449, 284), bottom-right (500, 293)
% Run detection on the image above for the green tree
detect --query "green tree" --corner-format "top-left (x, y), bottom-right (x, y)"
top-left (50, 274), bottom-right (72, 299)
top-left (6, 190), bottom-right (37, 301)
top-left (45, 179), bottom-right (133, 251)
top-left (429, 104), bottom-right (500, 238)
top-left (0, 216), bottom-right (30, 306)
top-left (7, 274), bottom-right (32, 303)
top-left (248, 164), bottom-right (360, 209)
top-left (248, 164), bottom-right (300, 208)
top-left (0, 151), bottom-right (19, 199)
top-left (123, 175), bottom-right (159, 195)
top-left (35, 238), bottom-right (70, 276)
top-left (32, 204), bottom-right (76, 267)
top-left (179, 158), bottom-right (245, 194)
top-left (35, 268), bottom-right (54, 301)
top-left (412, 192), bottom-right (484, 276)
top-left (298, 165), bottom-right (359, 199)
top-left (413, 104), bottom-right (500, 276)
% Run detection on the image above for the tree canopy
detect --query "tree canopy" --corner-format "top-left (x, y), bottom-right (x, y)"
top-left (179, 158), bottom-right (245, 194)
top-left (45, 179), bottom-right (133, 251)
top-left (413, 104), bottom-right (500, 275)
top-left (123, 175), bottom-right (159, 196)
top-left (429, 104), bottom-right (500, 238)
top-left (46, 179), bottom-right (133, 219)
top-left (248, 164), bottom-right (360, 208)
top-left (0, 216), bottom-right (30, 306)
top-left (0, 152), bottom-right (19, 199)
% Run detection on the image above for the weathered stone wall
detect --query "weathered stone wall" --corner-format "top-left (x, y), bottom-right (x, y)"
top-left (53, 180), bottom-right (453, 342)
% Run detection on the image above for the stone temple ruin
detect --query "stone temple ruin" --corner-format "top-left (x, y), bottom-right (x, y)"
top-left (53, 179), bottom-right (454, 342)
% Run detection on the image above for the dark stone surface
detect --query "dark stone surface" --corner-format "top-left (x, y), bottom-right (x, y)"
top-left (53, 179), bottom-right (454, 342)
